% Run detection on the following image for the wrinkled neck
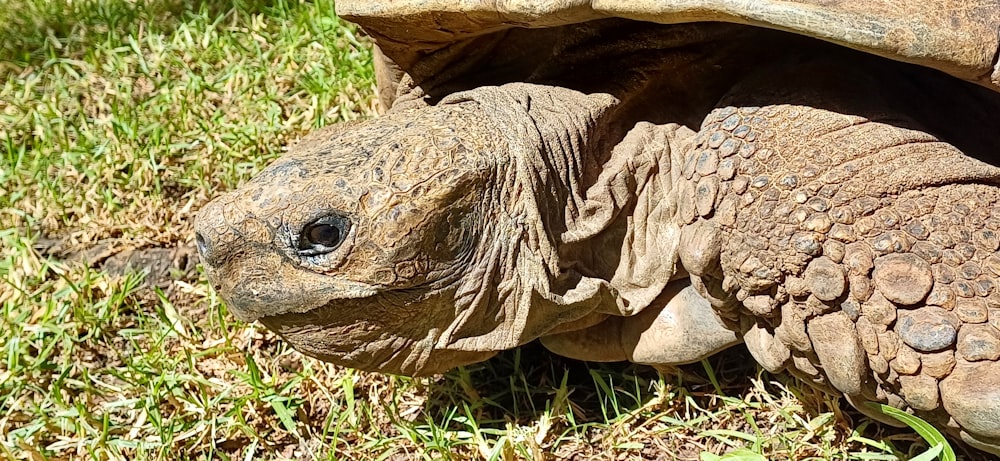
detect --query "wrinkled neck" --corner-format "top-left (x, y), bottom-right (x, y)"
top-left (450, 83), bottom-right (693, 320)
top-left (444, 82), bottom-right (627, 266)
top-left (426, 84), bottom-right (626, 353)
top-left (560, 121), bottom-right (694, 316)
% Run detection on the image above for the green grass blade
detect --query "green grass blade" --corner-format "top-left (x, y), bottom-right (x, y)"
top-left (268, 398), bottom-right (299, 437)
top-left (864, 403), bottom-right (956, 461)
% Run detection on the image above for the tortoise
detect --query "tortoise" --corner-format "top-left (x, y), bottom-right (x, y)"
top-left (193, 0), bottom-right (1000, 454)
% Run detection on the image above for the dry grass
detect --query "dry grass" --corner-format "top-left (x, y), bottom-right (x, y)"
top-left (0, 0), bottom-right (976, 459)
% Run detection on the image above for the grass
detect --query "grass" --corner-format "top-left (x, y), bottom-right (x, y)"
top-left (0, 0), bottom-right (976, 459)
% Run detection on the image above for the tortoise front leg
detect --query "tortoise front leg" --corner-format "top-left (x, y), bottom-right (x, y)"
top-left (676, 53), bottom-right (1000, 452)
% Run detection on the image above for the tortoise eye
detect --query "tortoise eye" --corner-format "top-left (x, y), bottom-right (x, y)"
top-left (298, 215), bottom-right (350, 255)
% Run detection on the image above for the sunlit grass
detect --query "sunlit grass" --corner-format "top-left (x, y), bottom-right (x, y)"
top-left (0, 0), bottom-right (971, 459)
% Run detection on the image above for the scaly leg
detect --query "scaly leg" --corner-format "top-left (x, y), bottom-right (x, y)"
top-left (676, 51), bottom-right (1000, 452)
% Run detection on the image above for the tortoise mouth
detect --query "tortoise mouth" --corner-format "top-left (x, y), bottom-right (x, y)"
top-left (257, 298), bottom-right (411, 370)
top-left (255, 294), bottom-right (495, 376)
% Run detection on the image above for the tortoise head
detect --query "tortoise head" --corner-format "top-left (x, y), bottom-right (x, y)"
top-left (196, 84), bottom-right (634, 376)
top-left (194, 102), bottom-right (509, 375)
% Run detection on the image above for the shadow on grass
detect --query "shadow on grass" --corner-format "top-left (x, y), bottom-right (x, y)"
top-left (0, 0), bottom-right (296, 67)
top-left (424, 342), bottom-right (764, 439)
top-left (417, 342), bottom-right (989, 459)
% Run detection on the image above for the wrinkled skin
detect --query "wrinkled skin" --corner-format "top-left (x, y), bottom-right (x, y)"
top-left (196, 85), bottom-right (731, 375)
top-left (198, 104), bottom-right (517, 374)
top-left (196, 95), bottom-right (658, 376)
top-left (196, 26), bottom-right (1000, 454)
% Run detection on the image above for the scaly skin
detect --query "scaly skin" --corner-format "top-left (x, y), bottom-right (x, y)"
top-left (195, 84), bottom-right (641, 376)
top-left (673, 56), bottom-right (1000, 451)
top-left (195, 103), bottom-right (511, 375)
top-left (196, 45), bottom-right (1000, 453)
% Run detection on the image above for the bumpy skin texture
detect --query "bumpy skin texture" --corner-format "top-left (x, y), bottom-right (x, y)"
top-left (196, 19), bottom-right (1000, 456)
top-left (197, 104), bottom-right (511, 374)
top-left (196, 83), bottom-right (723, 376)
top-left (672, 56), bottom-right (1000, 450)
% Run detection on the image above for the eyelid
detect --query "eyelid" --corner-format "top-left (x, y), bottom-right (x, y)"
top-left (296, 214), bottom-right (351, 256)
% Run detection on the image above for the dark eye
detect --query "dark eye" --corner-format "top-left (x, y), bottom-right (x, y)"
top-left (298, 215), bottom-right (350, 256)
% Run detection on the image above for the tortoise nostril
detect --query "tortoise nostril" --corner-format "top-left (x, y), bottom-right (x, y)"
top-left (195, 232), bottom-right (210, 259)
